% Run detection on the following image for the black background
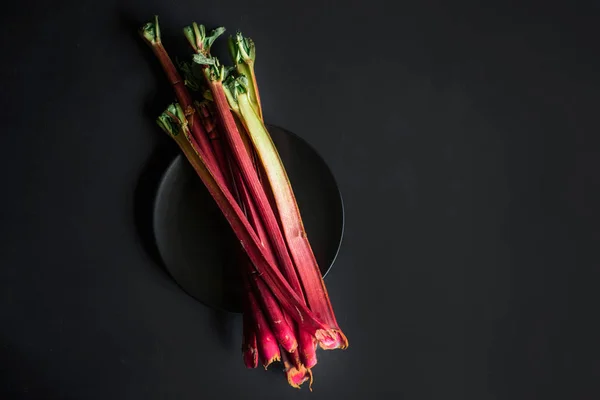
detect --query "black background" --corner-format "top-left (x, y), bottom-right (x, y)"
top-left (1, 1), bottom-right (599, 399)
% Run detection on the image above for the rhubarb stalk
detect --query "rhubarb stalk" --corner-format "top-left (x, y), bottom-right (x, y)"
top-left (140, 17), bottom-right (221, 177)
top-left (197, 88), bottom-right (306, 362)
top-left (196, 101), bottom-right (298, 354)
top-left (222, 80), bottom-right (318, 366)
top-left (196, 57), bottom-right (333, 360)
top-left (155, 103), bottom-right (334, 338)
top-left (226, 77), bottom-right (348, 350)
top-left (194, 59), bottom-right (309, 316)
top-left (243, 272), bottom-right (280, 368)
top-left (237, 173), bottom-right (298, 354)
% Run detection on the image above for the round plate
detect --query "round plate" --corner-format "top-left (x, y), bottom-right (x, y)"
top-left (153, 125), bottom-right (344, 313)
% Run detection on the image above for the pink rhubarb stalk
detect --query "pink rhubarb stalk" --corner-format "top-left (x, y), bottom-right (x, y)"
top-left (182, 27), bottom-right (303, 358)
top-left (243, 272), bottom-right (280, 368)
top-left (297, 331), bottom-right (318, 369)
top-left (238, 176), bottom-right (298, 353)
top-left (197, 100), bottom-right (298, 354)
top-left (196, 61), bottom-right (310, 319)
top-left (229, 79), bottom-right (348, 350)
top-left (196, 61), bottom-right (329, 358)
top-left (156, 103), bottom-right (335, 338)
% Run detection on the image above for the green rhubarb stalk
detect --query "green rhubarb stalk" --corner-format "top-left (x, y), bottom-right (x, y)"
top-left (155, 103), bottom-right (334, 339)
top-left (228, 32), bottom-right (263, 120)
top-left (226, 78), bottom-right (348, 350)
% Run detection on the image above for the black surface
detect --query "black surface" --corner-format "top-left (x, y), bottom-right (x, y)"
top-left (153, 126), bottom-right (344, 313)
top-left (1, 1), bottom-right (600, 399)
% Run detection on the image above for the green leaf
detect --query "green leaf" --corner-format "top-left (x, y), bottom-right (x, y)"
top-left (192, 53), bottom-right (216, 66)
top-left (205, 27), bottom-right (226, 49)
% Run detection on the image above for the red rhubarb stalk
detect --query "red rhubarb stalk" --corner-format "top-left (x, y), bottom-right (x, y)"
top-left (243, 272), bottom-right (280, 368)
top-left (196, 101), bottom-right (232, 183)
top-left (231, 142), bottom-right (300, 355)
top-left (252, 277), bottom-right (297, 353)
top-left (196, 100), bottom-right (298, 354)
top-left (230, 79), bottom-right (348, 350)
top-left (197, 60), bottom-right (328, 361)
top-left (195, 60), bottom-right (310, 319)
top-left (297, 331), bottom-right (318, 369)
top-left (156, 103), bottom-right (334, 338)
top-left (237, 174), bottom-right (298, 353)
top-left (140, 17), bottom-right (221, 179)
top-left (219, 82), bottom-right (317, 365)
top-left (182, 29), bottom-right (303, 359)
top-left (217, 94), bottom-right (312, 363)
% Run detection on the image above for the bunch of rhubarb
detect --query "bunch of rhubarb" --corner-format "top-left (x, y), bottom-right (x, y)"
top-left (140, 16), bottom-right (347, 389)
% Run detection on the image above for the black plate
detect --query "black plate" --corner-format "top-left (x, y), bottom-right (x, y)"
top-left (152, 125), bottom-right (344, 313)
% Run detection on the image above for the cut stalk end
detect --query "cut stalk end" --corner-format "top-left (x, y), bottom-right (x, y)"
top-left (242, 334), bottom-right (259, 369)
top-left (263, 353), bottom-right (281, 370)
top-left (315, 329), bottom-right (349, 350)
top-left (193, 55), bottom-right (229, 83)
top-left (229, 31), bottom-right (255, 65)
top-left (140, 15), bottom-right (161, 45)
top-left (282, 352), bottom-right (313, 390)
top-left (156, 103), bottom-right (186, 137)
top-left (258, 335), bottom-right (281, 369)
top-left (243, 347), bottom-right (258, 369)
top-left (222, 74), bottom-right (250, 113)
top-left (227, 32), bottom-right (262, 118)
